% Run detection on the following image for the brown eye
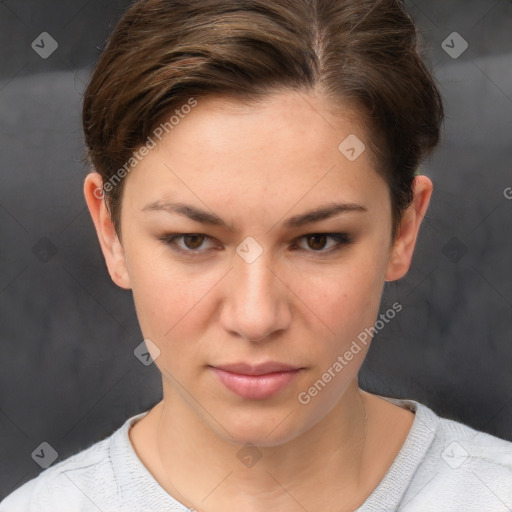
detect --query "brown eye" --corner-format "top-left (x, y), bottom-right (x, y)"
top-left (306, 234), bottom-right (329, 251)
top-left (295, 233), bottom-right (352, 254)
top-left (159, 233), bottom-right (215, 255)
top-left (182, 234), bottom-right (206, 250)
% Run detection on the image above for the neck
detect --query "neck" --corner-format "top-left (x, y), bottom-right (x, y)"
top-left (153, 378), bottom-right (370, 512)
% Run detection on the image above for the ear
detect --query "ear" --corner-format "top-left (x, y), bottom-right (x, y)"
top-left (83, 172), bottom-right (132, 290)
top-left (385, 175), bottom-right (433, 282)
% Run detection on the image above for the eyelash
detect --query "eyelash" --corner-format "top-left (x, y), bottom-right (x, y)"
top-left (158, 232), bottom-right (353, 257)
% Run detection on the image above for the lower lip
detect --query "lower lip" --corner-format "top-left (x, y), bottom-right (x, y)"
top-left (210, 367), bottom-right (301, 399)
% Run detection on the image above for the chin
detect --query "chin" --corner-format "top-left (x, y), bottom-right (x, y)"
top-left (210, 406), bottom-right (307, 448)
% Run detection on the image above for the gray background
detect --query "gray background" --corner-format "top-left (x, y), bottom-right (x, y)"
top-left (0, 0), bottom-right (511, 500)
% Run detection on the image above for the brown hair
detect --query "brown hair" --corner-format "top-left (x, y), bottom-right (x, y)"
top-left (82, 0), bottom-right (443, 241)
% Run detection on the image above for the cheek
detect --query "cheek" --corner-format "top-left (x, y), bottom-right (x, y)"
top-left (294, 256), bottom-right (386, 339)
top-left (291, 263), bottom-right (384, 410)
top-left (129, 267), bottom-right (214, 380)
top-left (126, 244), bottom-right (213, 343)
top-left (289, 253), bottom-right (387, 401)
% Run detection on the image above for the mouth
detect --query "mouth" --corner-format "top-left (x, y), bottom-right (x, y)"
top-left (209, 362), bottom-right (303, 400)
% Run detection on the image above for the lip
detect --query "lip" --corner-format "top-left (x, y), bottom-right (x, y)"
top-left (210, 362), bottom-right (302, 400)
top-left (213, 362), bottom-right (301, 375)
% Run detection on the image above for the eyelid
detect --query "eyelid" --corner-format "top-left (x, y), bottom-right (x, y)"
top-left (159, 232), bottom-right (353, 257)
top-left (159, 233), bottom-right (218, 254)
top-left (292, 233), bottom-right (353, 253)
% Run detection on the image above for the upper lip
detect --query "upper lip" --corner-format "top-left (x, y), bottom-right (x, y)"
top-left (211, 362), bottom-right (302, 376)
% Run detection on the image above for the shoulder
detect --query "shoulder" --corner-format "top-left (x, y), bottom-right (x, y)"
top-left (403, 402), bottom-right (512, 511)
top-left (1, 430), bottom-right (119, 512)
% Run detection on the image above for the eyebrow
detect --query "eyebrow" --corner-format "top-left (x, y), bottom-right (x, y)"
top-left (142, 200), bottom-right (367, 230)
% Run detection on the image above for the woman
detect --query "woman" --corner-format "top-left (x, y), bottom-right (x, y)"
top-left (2, 0), bottom-right (511, 511)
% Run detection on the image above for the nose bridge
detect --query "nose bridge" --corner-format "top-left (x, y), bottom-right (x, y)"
top-left (223, 238), bottom-right (290, 341)
top-left (234, 234), bottom-right (275, 288)
top-left (236, 246), bottom-right (276, 301)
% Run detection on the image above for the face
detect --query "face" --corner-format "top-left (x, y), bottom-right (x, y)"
top-left (91, 91), bottom-right (414, 447)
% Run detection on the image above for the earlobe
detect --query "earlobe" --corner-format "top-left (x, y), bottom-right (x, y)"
top-left (83, 172), bottom-right (132, 290)
top-left (385, 175), bottom-right (433, 282)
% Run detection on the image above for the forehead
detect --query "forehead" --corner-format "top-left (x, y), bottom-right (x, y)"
top-left (122, 91), bottom-right (388, 222)
top-left (173, 91), bottom-right (367, 158)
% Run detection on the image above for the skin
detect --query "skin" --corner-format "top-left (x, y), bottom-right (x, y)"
top-left (84, 90), bottom-right (432, 512)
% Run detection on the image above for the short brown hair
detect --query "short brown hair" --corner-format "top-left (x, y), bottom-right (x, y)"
top-left (82, 0), bottom-right (443, 241)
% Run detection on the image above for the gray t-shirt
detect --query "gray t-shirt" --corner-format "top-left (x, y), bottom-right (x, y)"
top-left (2, 395), bottom-right (511, 511)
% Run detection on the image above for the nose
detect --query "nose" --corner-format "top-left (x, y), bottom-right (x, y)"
top-left (220, 247), bottom-right (292, 343)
